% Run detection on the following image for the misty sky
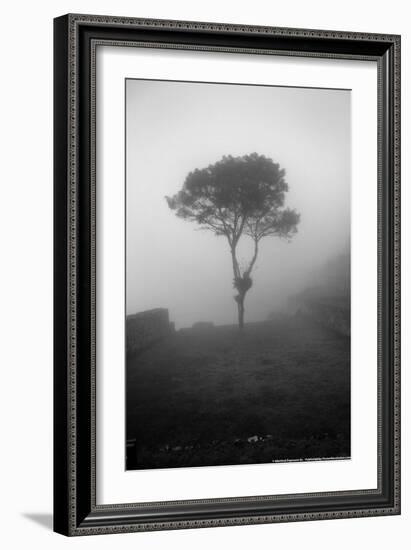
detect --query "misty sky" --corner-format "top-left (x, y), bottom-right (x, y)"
top-left (126, 79), bottom-right (351, 329)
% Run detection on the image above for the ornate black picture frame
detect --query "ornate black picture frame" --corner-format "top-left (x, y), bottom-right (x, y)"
top-left (54, 13), bottom-right (400, 536)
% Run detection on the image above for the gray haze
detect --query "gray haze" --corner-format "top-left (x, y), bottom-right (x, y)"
top-left (126, 79), bottom-right (350, 329)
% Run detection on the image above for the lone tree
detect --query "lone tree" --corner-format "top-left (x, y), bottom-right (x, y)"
top-left (166, 153), bottom-right (300, 328)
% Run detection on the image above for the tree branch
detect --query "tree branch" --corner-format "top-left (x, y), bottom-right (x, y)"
top-left (230, 245), bottom-right (241, 279)
top-left (245, 237), bottom-right (259, 277)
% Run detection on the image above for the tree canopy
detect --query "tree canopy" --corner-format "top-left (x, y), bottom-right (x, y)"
top-left (166, 153), bottom-right (299, 244)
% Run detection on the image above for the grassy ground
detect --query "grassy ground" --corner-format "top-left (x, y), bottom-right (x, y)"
top-left (126, 315), bottom-right (350, 470)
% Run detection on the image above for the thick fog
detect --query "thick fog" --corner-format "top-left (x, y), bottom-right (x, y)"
top-left (126, 79), bottom-right (350, 329)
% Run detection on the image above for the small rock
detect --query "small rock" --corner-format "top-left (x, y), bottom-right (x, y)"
top-left (247, 435), bottom-right (259, 443)
top-left (172, 446), bottom-right (182, 451)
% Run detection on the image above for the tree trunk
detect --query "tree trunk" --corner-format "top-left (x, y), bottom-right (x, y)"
top-left (237, 294), bottom-right (245, 329)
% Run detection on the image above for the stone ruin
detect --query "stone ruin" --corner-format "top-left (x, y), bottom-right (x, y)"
top-left (288, 289), bottom-right (350, 337)
top-left (126, 308), bottom-right (174, 355)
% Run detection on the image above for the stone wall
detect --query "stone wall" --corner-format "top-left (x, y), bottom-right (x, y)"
top-left (289, 290), bottom-right (350, 337)
top-left (126, 308), bottom-right (173, 355)
top-left (302, 297), bottom-right (350, 337)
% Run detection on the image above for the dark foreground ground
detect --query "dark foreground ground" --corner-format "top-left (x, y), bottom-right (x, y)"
top-left (126, 316), bottom-right (350, 470)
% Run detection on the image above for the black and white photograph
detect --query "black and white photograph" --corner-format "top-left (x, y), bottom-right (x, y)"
top-left (50, 10), bottom-right (401, 538)
top-left (125, 78), bottom-right (351, 470)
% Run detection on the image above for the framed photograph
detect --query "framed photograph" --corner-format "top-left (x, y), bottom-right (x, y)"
top-left (53, 14), bottom-right (400, 536)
